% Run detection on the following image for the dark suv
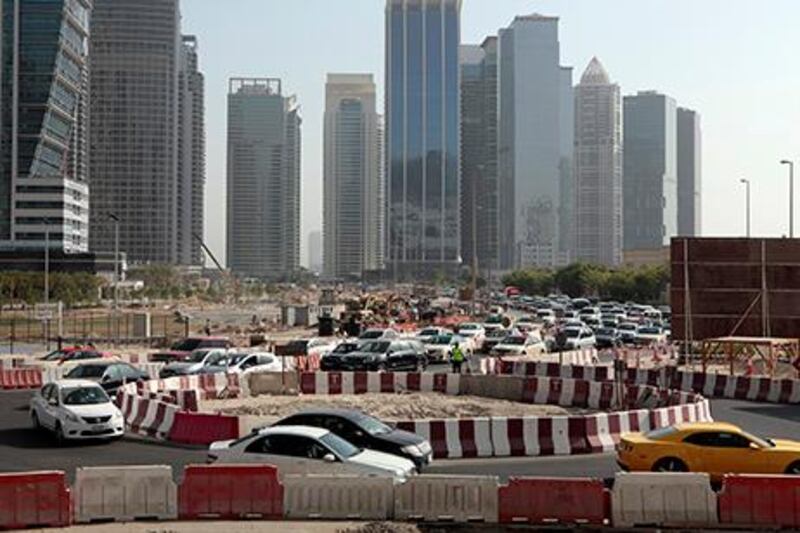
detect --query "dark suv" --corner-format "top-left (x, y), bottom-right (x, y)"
top-left (342, 340), bottom-right (425, 372)
top-left (320, 341), bottom-right (361, 371)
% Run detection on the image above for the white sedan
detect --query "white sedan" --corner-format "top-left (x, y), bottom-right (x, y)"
top-left (490, 334), bottom-right (547, 357)
top-left (208, 425), bottom-right (415, 481)
top-left (30, 380), bottom-right (124, 444)
top-left (457, 323), bottom-right (486, 350)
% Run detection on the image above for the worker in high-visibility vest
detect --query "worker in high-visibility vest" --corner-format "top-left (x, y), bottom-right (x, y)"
top-left (451, 343), bottom-right (465, 374)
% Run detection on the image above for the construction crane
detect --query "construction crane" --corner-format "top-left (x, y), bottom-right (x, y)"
top-left (192, 232), bottom-right (239, 302)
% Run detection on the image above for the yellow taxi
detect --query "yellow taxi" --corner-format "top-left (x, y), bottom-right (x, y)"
top-left (617, 421), bottom-right (800, 480)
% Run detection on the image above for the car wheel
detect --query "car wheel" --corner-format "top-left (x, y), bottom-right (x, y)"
top-left (31, 412), bottom-right (41, 431)
top-left (652, 457), bottom-right (688, 472)
top-left (785, 461), bottom-right (800, 475)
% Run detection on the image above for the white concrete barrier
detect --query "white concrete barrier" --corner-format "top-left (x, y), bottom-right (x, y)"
top-left (74, 465), bottom-right (177, 523)
top-left (394, 475), bottom-right (498, 522)
top-left (612, 472), bottom-right (717, 528)
top-left (283, 475), bottom-right (394, 520)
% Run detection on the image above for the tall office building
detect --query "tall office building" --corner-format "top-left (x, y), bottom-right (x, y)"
top-left (89, 0), bottom-right (182, 263)
top-left (323, 74), bottom-right (383, 280)
top-left (308, 230), bottom-right (322, 274)
top-left (573, 57), bottom-right (623, 266)
top-left (677, 107), bottom-right (701, 236)
top-left (226, 78), bottom-right (301, 279)
top-left (460, 37), bottom-right (499, 277)
top-left (623, 91), bottom-right (677, 251)
top-left (498, 14), bottom-right (573, 269)
top-left (385, 0), bottom-right (462, 279)
top-left (177, 35), bottom-right (205, 266)
top-left (0, 0), bottom-right (92, 253)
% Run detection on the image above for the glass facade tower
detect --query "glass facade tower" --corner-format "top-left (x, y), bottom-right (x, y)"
top-left (0, 0), bottom-right (92, 252)
top-left (385, 0), bottom-right (461, 279)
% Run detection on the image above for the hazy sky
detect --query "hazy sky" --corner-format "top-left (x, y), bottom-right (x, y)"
top-left (182, 0), bottom-right (800, 267)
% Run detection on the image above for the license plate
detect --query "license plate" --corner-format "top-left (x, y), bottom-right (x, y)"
top-left (92, 424), bottom-right (107, 432)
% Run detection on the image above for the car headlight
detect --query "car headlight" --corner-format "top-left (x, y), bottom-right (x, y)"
top-left (112, 411), bottom-right (124, 421)
top-left (402, 444), bottom-right (423, 457)
top-left (65, 412), bottom-right (80, 423)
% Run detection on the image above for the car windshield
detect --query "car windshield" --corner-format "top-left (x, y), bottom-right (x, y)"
top-left (355, 414), bottom-right (392, 436)
top-left (460, 324), bottom-right (478, 330)
top-left (430, 335), bottom-right (453, 345)
top-left (62, 386), bottom-right (110, 406)
top-left (564, 329), bottom-right (581, 338)
top-left (171, 338), bottom-right (202, 351)
top-left (225, 353), bottom-right (250, 365)
top-left (205, 352), bottom-right (227, 366)
top-left (639, 327), bottom-right (660, 334)
top-left (645, 426), bottom-right (678, 440)
top-left (360, 330), bottom-right (383, 339)
top-left (619, 323), bottom-right (636, 331)
top-left (488, 330), bottom-right (506, 338)
top-left (360, 341), bottom-right (390, 353)
top-left (485, 315), bottom-right (503, 324)
top-left (188, 349), bottom-right (210, 363)
top-left (503, 336), bottom-right (525, 345)
top-left (332, 343), bottom-right (358, 354)
top-left (320, 432), bottom-right (360, 459)
top-left (740, 430), bottom-right (774, 448)
top-left (597, 328), bottom-right (616, 336)
top-left (419, 329), bottom-right (439, 337)
top-left (66, 365), bottom-right (106, 379)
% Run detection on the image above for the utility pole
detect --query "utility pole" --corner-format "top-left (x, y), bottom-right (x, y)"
top-left (781, 160), bottom-right (794, 238)
top-left (740, 178), bottom-right (750, 238)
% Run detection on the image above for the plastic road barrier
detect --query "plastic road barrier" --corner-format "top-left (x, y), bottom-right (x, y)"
top-left (498, 477), bottom-right (609, 525)
top-left (178, 464), bottom-right (283, 520)
top-left (612, 472), bottom-right (717, 528)
top-left (394, 475), bottom-right (498, 523)
top-left (74, 465), bottom-right (177, 522)
top-left (283, 475), bottom-right (394, 520)
top-left (0, 471), bottom-right (71, 529)
top-left (719, 474), bottom-right (800, 528)
top-left (168, 411), bottom-right (239, 445)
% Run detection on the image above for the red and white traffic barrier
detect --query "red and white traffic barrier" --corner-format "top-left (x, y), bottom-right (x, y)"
top-left (395, 418), bottom-right (493, 459)
top-left (300, 372), bottom-right (460, 396)
top-left (492, 360), bottom-right (613, 381)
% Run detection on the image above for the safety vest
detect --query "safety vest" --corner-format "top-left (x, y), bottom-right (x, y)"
top-left (452, 345), bottom-right (464, 362)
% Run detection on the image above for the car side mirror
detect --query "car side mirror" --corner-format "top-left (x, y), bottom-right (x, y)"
top-left (101, 375), bottom-right (111, 383)
top-left (322, 453), bottom-right (336, 463)
top-left (48, 398), bottom-right (59, 407)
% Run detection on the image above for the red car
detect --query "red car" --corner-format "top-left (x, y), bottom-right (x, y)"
top-left (149, 336), bottom-right (232, 363)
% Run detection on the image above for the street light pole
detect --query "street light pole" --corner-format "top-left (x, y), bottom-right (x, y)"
top-left (740, 178), bottom-right (751, 238)
top-left (44, 219), bottom-right (50, 350)
top-left (781, 160), bottom-right (795, 238)
top-left (109, 213), bottom-right (120, 343)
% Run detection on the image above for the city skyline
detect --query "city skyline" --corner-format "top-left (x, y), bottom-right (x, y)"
top-left (181, 0), bottom-right (800, 268)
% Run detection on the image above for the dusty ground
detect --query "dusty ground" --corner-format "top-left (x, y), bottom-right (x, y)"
top-left (206, 392), bottom-right (590, 421)
top-left (23, 522), bottom-right (413, 533)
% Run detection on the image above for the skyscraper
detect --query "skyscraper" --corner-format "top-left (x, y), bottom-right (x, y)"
top-left (323, 74), bottom-right (383, 280)
top-left (574, 57), bottom-right (623, 266)
top-left (308, 230), bottom-right (322, 274)
top-left (623, 91), bottom-right (678, 251)
top-left (677, 107), bottom-right (702, 236)
top-left (385, 0), bottom-right (461, 279)
top-left (460, 37), bottom-right (499, 277)
top-left (177, 35), bottom-right (205, 266)
top-left (0, 0), bottom-right (92, 253)
top-left (498, 14), bottom-right (573, 269)
top-left (89, 0), bottom-right (182, 263)
top-left (226, 78), bottom-right (301, 279)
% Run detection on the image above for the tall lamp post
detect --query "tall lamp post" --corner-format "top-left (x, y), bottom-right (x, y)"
top-left (781, 160), bottom-right (795, 238)
top-left (740, 178), bottom-right (751, 238)
top-left (108, 213), bottom-right (120, 342)
top-left (43, 218), bottom-right (50, 350)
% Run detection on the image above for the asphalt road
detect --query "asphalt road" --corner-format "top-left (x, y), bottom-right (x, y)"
top-left (2, 390), bottom-right (800, 482)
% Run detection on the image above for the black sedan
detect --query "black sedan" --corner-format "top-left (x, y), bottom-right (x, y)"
top-left (339, 340), bottom-right (425, 372)
top-left (273, 408), bottom-right (433, 470)
top-left (64, 361), bottom-right (149, 394)
top-left (320, 341), bottom-right (361, 371)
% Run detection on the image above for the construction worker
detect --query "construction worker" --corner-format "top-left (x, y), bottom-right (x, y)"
top-left (451, 343), bottom-right (465, 374)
